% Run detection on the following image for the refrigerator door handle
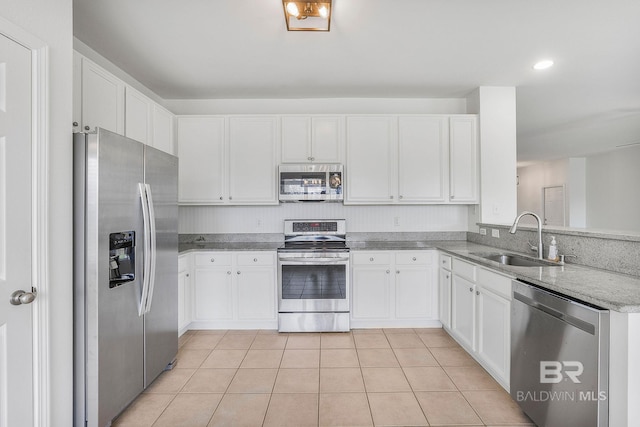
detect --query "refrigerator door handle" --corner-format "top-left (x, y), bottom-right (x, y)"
top-left (138, 183), bottom-right (151, 316)
top-left (144, 183), bottom-right (157, 314)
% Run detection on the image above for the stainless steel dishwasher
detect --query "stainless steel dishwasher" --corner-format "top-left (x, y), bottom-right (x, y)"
top-left (511, 280), bottom-right (609, 427)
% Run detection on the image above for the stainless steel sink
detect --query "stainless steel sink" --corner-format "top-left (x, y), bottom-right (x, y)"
top-left (471, 252), bottom-right (560, 267)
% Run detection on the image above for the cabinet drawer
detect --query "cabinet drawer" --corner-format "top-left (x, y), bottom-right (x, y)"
top-left (178, 254), bottom-right (191, 272)
top-left (439, 254), bottom-right (452, 270)
top-left (452, 258), bottom-right (476, 281)
top-left (194, 252), bottom-right (232, 266)
top-left (352, 252), bottom-right (392, 265)
top-left (477, 268), bottom-right (512, 300)
top-left (237, 252), bottom-right (275, 266)
top-left (395, 251), bottom-right (433, 265)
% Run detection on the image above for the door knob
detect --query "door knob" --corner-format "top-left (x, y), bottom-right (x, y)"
top-left (10, 289), bottom-right (37, 305)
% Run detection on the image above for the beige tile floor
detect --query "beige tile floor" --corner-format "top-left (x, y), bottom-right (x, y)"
top-left (113, 328), bottom-right (534, 427)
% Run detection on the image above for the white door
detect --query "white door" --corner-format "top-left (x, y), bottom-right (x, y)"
top-left (543, 185), bottom-right (565, 226)
top-left (0, 33), bottom-right (34, 427)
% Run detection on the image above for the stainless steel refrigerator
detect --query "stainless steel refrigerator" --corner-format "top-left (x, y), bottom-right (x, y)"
top-left (73, 128), bottom-right (179, 427)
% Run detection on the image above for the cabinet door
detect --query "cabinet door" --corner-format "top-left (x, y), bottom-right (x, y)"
top-left (125, 87), bottom-right (152, 145)
top-left (81, 58), bottom-right (124, 134)
top-left (476, 286), bottom-right (510, 386)
top-left (346, 116), bottom-right (396, 203)
top-left (178, 269), bottom-right (192, 332)
top-left (73, 52), bottom-right (82, 132)
top-left (439, 268), bottom-right (452, 329)
top-left (449, 116), bottom-right (478, 203)
top-left (236, 267), bottom-right (276, 321)
top-left (228, 117), bottom-right (278, 204)
top-left (311, 116), bottom-right (342, 163)
top-left (451, 274), bottom-right (475, 350)
top-left (152, 104), bottom-right (175, 155)
top-left (281, 116), bottom-right (311, 163)
top-left (351, 266), bottom-right (392, 320)
top-left (398, 116), bottom-right (448, 203)
top-left (395, 266), bottom-right (433, 319)
top-left (193, 267), bottom-right (233, 321)
top-left (177, 117), bottom-right (226, 204)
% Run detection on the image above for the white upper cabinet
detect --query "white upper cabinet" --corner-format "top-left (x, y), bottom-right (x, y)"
top-left (449, 115), bottom-right (479, 203)
top-left (398, 116), bottom-right (449, 203)
top-left (346, 116), bottom-right (397, 204)
top-left (74, 52), bottom-right (175, 153)
top-left (79, 57), bottom-right (125, 134)
top-left (281, 116), bottom-right (343, 163)
top-left (177, 117), bottom-right (226, 204)
top-left (152, 104), bottom-right (176, 155)
top-left (228, 117), bottom-right (279, 204)
top-left (125, 86), bottom-right (152, 145)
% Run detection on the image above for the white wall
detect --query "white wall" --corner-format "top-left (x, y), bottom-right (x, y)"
top-left (180, 204), bottom-right (470, 234)
top-left (0, 0), bottom-right (73, 426)
top-left (467, 87), bottom-right (518, 225)
top-left (586, 144), bottom-right (640, 231)
top-left (517, 158), bottom-right (571, 226)
top-left (519, 144), bottom-right (640, 231)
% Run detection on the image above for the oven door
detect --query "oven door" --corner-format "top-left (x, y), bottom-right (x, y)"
top-left (278, 252), bottom-right (350, 313)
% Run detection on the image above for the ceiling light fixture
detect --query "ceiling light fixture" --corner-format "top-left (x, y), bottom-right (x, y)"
top-left (533, 59), bottom-right (554, 70)
top-left (282, 1), bottom-right (332, 31)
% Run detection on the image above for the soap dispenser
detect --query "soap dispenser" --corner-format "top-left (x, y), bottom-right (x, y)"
top-left (547, 236), bottom-right (559, 262)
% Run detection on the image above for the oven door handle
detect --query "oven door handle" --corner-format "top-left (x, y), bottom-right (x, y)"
top-left (278, 256), bottom-right (350, 263)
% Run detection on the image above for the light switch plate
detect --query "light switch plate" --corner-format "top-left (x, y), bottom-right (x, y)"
top-left (492, 229), bottom-right (500, 238)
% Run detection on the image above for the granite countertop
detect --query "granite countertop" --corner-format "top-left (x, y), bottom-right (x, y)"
top-left (179, 242), bottom-right (283, 252)
top-left (179, 239), bottom-right (640, 313)
top-left (433, 241), bottom-right (640, 313)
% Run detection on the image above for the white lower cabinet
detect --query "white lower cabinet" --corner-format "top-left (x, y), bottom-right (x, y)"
top-left (444, 253), bottom-right (512, 391)
top-left (178, 254), bottom-right (193, 335)
top-left (191, 251), bottom-right (277, 329)
top-left (351, 250), bottom-right (439, 328)
top-left (438, 254), bottom-right (452, 329)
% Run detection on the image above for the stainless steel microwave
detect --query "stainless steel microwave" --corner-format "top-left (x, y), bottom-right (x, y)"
top-left (278, 164), bottom-right (343, 202)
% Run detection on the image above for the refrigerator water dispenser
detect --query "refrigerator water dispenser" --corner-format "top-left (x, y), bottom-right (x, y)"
top-left (109, 231), bottom-right (136, 288)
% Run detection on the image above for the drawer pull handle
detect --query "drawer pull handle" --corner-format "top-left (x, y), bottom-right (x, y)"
top-left (237, 271), bottom-right (241, 275)
top-left (412, 257), bottom-right (417, 261)
top-left (254, 258), bottom-right (258, 262)
top-left (396, 270), bottom-right (400, 274)
top-left (370, 257), bottom-right (374, 262)
top-left (210, 258), bottom-right (215, 263)
top-left (227, 271), bottom-right (231, 275)
top-left (476, 291), bottom-right (480, 296)
top-left (469, 287), bottom-right (473, 292)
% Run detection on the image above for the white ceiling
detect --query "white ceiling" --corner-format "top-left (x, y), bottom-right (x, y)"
top-left (73, 0), bottom-right (640, 164)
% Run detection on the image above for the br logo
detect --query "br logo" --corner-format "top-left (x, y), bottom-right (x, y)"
top-left (540, 361), bottom-right (584, 384)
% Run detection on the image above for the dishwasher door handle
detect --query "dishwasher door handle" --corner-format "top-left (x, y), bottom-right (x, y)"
top-left (513, 291), bottom-right (596, 335)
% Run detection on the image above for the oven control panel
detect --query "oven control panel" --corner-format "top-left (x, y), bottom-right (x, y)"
top-left (293, 222), bottom-right (337, 233)
top-left (284, 219), bottom-right (346, 236)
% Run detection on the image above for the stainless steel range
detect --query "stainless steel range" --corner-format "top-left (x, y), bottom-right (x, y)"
top-left (278, 219), bottom-right (350, 332)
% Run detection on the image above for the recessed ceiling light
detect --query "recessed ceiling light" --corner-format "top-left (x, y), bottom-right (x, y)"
top-left (533, 60), bottom-right (554, 70)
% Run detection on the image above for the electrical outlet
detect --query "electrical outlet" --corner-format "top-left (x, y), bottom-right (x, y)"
top-left (479, 228), bottom-right (487, 236)
top-left (491, 229), bottom-right (500, 238)
top-left (394, 216), bottom-right (400, 227)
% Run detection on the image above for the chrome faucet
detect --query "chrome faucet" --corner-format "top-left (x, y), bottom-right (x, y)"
top-left (509, 211), bottom-right (543, 260)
